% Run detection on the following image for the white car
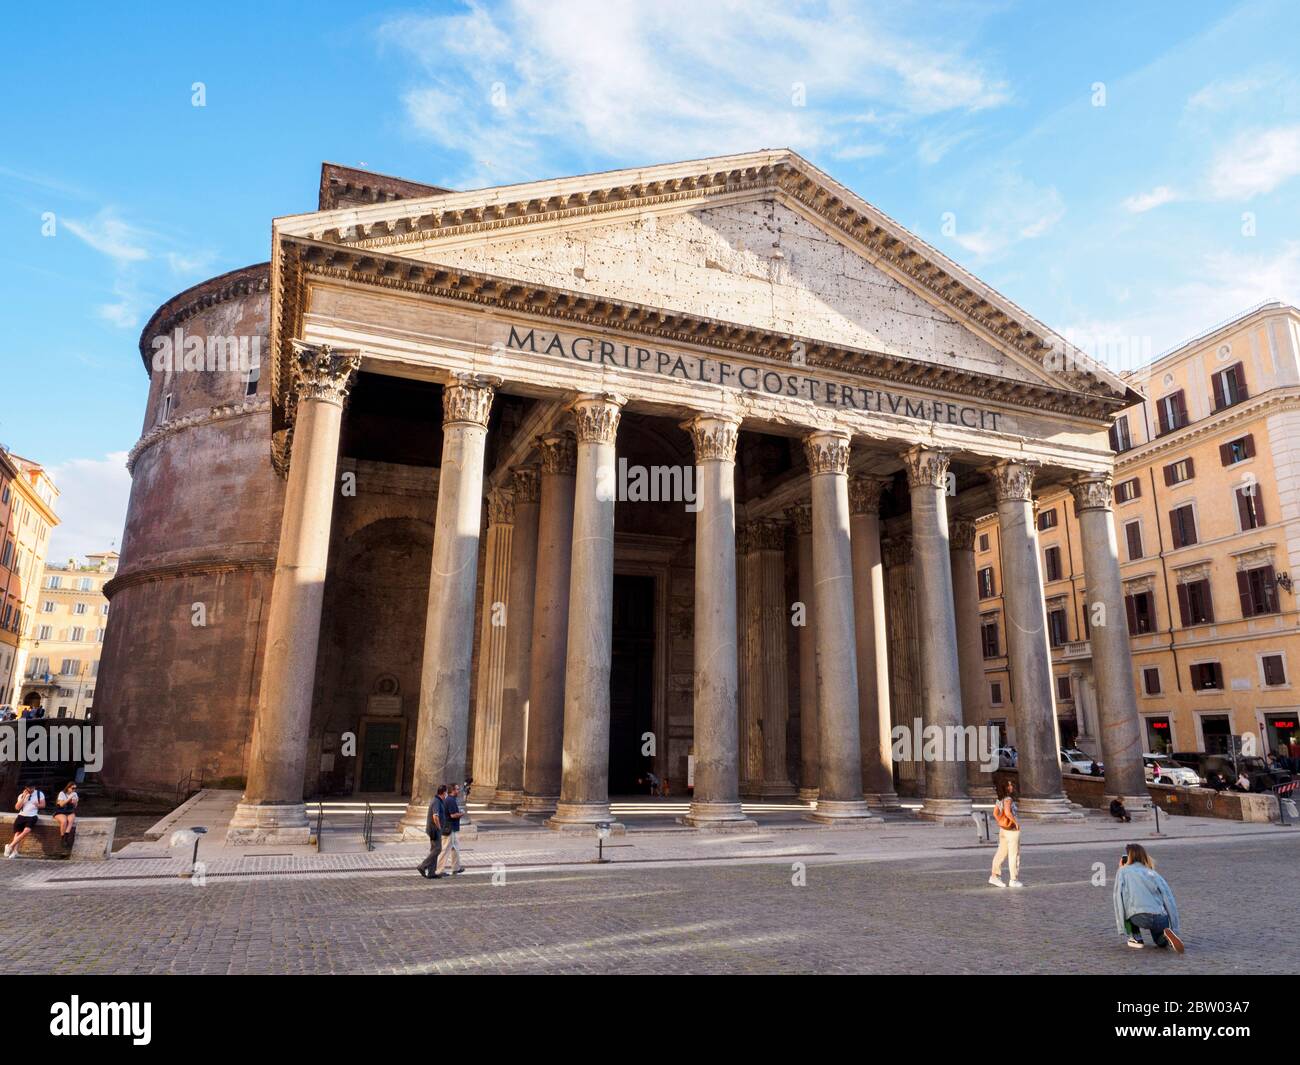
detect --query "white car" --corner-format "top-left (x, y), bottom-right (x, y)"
top-left (1143, 754), bottom-right (1201, 787)
top-left (1060, 747), bottom-right (1102, 774)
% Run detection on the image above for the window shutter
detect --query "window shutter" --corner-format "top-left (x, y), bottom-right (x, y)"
top-left (1220, 442), bottom-right (1232, 466)
top-left (1263, 565), bottom-right (1277, 612)
top-left (1125, 595), bottom-right (1138, 632)
top-left (1256, 489), bottom-right (1266, 526)
top-left (1163, 464), bottom-right (1175, 486)
top-left (1244, 433), bottom-right (1256, 458)
top-left (1170, 509), bottom-right (1184, 549)
top-left (1174, 390), bottom-right (1187, 425)
top-left (1185, 456), bottom-right (1195, 478)
top-left (1237, 570), bottom-right (1252, 618)
top-left (1157, 397), bottom-right (1169, 434)
top-left (1177, 582), bottom-right (1191, 626)
top-left (1233, 363), bottom-right (1248, 401)
top-left (1237, 488), bottom-right (1252, 531)
top-left (1212, 370), bottom-right (1226, 410)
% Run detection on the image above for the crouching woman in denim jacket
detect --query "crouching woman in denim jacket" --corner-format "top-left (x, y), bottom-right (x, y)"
top-left (1113, 843), bottom-right (1184, 953)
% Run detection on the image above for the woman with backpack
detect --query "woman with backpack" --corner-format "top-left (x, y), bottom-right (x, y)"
top-left (988, 778), bottom-right (1023, 888)
top-left (1113, 843), bottom-right (1184, 953)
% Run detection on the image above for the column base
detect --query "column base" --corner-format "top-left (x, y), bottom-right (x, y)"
top-left (757, 780), bottom-right (799, 800)
top-left (225, 801), bottom-right (311, 846)
top-left (545, 802), bottom-right (625, 834)
top-left (797, 787), bottom-right (820, 803)
top-left (804, 798), bottom-right (880, 826)
top-left (863, 790), bottom-right (903, 811)
top-left (967, 785), bottom-right (998, 801)
top-left (1107, 794), bottom-right (1156, 822)
top-left (516, 794), bottom-right (558, 815)
top-left (1018, 795), bottom-right (1086, 821)
top-left (490, 787), bottom-right (525, 808)
top-left (678, 801), bottom-right (758, 832)
top-left (915, 797), bottom-right (974, 824)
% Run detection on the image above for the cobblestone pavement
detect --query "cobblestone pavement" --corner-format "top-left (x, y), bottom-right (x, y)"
top-left (0, 830), bottom-right (1296, 974)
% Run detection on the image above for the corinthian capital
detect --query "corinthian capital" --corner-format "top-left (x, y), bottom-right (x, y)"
top-left (1069, 472), bottom-right (1113, 512)
top-left (882, 535), bottom-right (913, 568)
top-left (569, 393), bottom-right (626, 444)
top-left (848, 474), bottom-right (889, 516)
top-left (536, 431), bottom-right (577, 475)
top-left (901, 446), bottom-right (950, 490)
top-left (785, 502), bottom-right (813, 535)
top-left (684, 413), bottom-right (741, 463)
top-left (487, 486), bottom-right (515, 526)
top-left (803, 431), bottom-right (850, 476)
top-left (949, 517), bottom-right (977, 552)
top-left (290, 342), bottom-right (361, 406)
top-left (443, 374), bottom-right (498, 428)
top-left (745, 518), bottom-right (787, 552)
top-left (987, 459), bottom-right (1037, 503)
top-left (511, 464), bottom-right (541, 505)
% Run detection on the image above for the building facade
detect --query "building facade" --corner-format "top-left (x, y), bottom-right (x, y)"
top-left (96, 151), bottom-right (1153, 842)
top-left (0, 450), bottom-right (58, 710)
top-left (21, 551), bottom-right (117, 718)
top-left (975, 301), bottom-right (1300, 765)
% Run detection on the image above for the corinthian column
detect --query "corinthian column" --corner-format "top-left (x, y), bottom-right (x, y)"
top-left (680, 414), bottom-right (755, 830)
top-left (520, 432), bottom-right (576, 813)
top-left (949, 516), bottom-right (996, 799)
top-left (471, 487), bottom-right (513, 793)
top-left (1071, 472), bottom-right (1151, 818)
top-left (988, 460), bottom-right (1073, 819)
top-left (803, 432), bottom-right (873, 824)
top-left (749, 519), bottom-right (794, 797)
top-left (902, 446), bottom-right (971, 823)
top-left (494, 465), bottom-right (540, 807)
top-left (399, 374), bottom-right (496, 837)
top-left (786, 502), bottom-right (819, 801)
top-left (849, 475), bottom-right (900, 810)
top-left (547, 393), bottom-right (626, 832)
top-left (228, 343), bottom-right (359, 844)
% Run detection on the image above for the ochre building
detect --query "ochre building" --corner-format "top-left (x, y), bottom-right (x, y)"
top-left (975, 301), bottom-right (1300, 764)
top-left (96, 151), bottom-right (1153, 841)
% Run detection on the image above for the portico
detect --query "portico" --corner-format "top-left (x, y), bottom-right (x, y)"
top-left (226, 150), bottom-right (1146, 843)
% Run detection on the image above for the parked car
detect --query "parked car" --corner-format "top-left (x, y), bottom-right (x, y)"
top-left (1060, 747), bottom-right (1102, 775)
top-left (1169, 752), bottom-right (1292, 793)
top-left (1142, 753), bottom-right (1201, 787)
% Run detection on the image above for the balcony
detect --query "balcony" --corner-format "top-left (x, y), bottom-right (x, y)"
top-left (1057, 639), bottom-right (1092, 662)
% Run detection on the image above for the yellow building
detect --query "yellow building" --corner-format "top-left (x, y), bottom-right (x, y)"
top-left (975, 300), bottom-right (1300, 765)
top-left (0, 450), bottom-right (58, 710)
top-left (20, 551), bottom-right (118, 719)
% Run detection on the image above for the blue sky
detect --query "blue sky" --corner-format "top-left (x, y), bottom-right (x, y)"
top-left (3, 0), bottom-right (1298, 558)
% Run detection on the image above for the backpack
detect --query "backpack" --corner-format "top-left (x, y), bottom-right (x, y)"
top-left (993, 798), bottom-right (1016, 829)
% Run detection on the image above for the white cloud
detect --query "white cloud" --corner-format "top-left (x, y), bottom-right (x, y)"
top-left (1207, 125), bottom-right (1300, 200)
top-left (378, 0), bottom-right (1009, 182)
top-left (1122, 185), bottom-right (1178, 213)
top-left (950, 175), bottom-right (1064, 261)
top-left (45, 452), bottom-right (132, 564)
top-left (1186, 75), bottom-right (1265, 112)
top-left (62, 209), bottom-right (150, 264)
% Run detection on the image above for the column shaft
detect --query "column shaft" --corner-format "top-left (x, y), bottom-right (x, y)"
top-left (752, 521), bottom-right (794, 797)
top-left (949, 518), bottom-right (996, 799)
top-left (471, 489), bottom-right (513, 792)
top-left (787, 504), bottom-right (819, 801)
top-left (494, 466), bottom-right (540, 806)
top-left (903, 447), bottom-right (971, 822)
top-left (990, 461), bottom-right (1073, 819)
top-left (803, 432), bottom-right (873, 824)
top-left (228, 344), bottom-right (358, 845)
top-left (520, 433), bottom-right (575, 813)
top-left (850, 476), bottom-right (899, 809)
top-left (547, 394), bottom-right (625, 831)
top-left (1072, 474), bottom-right (1151, 816)
top-left (399, 375), bottom-right (496, 837)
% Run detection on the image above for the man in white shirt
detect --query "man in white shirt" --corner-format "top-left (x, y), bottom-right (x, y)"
top-left (6, 785), bottom-right (46, 857)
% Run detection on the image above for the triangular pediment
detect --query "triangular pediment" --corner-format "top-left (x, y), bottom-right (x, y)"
top-left (275, 150), bottom-right (1132, 404)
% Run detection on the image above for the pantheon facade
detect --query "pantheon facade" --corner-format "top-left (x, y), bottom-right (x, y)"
top-left (96, 150), bottom-right (1150, 841)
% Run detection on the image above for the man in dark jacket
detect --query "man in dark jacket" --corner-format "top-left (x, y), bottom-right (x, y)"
top-left (417, 784), bottom-right (448, 880)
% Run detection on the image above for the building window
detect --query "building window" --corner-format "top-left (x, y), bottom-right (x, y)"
top-left (1156, 390), bottom-right (1189, 435)
top-left (1169, 503), bottom-right (1197, 549)
top-left (989, 681), bottom-right (1003, 706)
top-left (1177, 578), bottom-right (1215, 626)
top-left (1220, 434), bottom-right (1255, 465)
top-left (1190, 661), bottom-right (1224, 690)
top-left (74, 602), bottom-right (88, 615)
top-left (1037, 508), bottom-right (1058, 531)
top-left (1262, 654), bottom-right (1287, 687)
top-left (1238, 565), bottom-right (1279, 618)
top-left (1142, 666), bottom-right (1162, 695)
top-left (1109, 416), bottom-right (1133, 453)
top-left (981, 617), bottom-right (1000, 659)
top-left (78, 577), bottom-right (92, 591)
top-left (1047, 606), bottom-right (1069, 647)
top-left (1235, 485), bottom-right (1266, 530)
top-left (243, 363), bottom-right (260, 396)
top-left (59, 658), bottom-right (78, 676)
top-left (36, 625), bottom-right (51, 640)
top-left (70, 626), bottom-right (85, 642)
top-left (1056, 675), bottom-right (1072, 701)
top-left (978, 533), bottom-right (990, 552)
top-left (1163, 457), bottom-right (1195, 485)
top-left (1115, 477), bottom-right (1141, 504)
top-left (1124, 590), bottom-right (1156, 634)
top-left (46, 576), bottom-right (61, 589)
top-left (159, 392), bottom-right (174, 423)
top-left (1043, 545), bottom-right (1062, 582)
top-left (978, 567), bottom-right (996, 599)
top-left (41, 601), bottom-right (54, 613)
top-left (0, 541), bottom-right (11, 568)
top-left (1211, 362), bottom-right (1249, 410)
top-left (1124, 521), bottom-right (1143, 561)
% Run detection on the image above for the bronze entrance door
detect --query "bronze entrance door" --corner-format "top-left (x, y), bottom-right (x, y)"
top-left (609, 574), bottom-right (656, 795)
top-left (357, 718), bottom-right (404, 793)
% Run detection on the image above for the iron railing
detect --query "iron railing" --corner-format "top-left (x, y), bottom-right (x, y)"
top-left (362, 802), bottom-right (374, 852)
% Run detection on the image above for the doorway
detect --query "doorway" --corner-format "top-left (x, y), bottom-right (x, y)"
top-left (356, 717), bottom-right (405, 794)
top-left (609, 574), bottom-right (656, 794)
